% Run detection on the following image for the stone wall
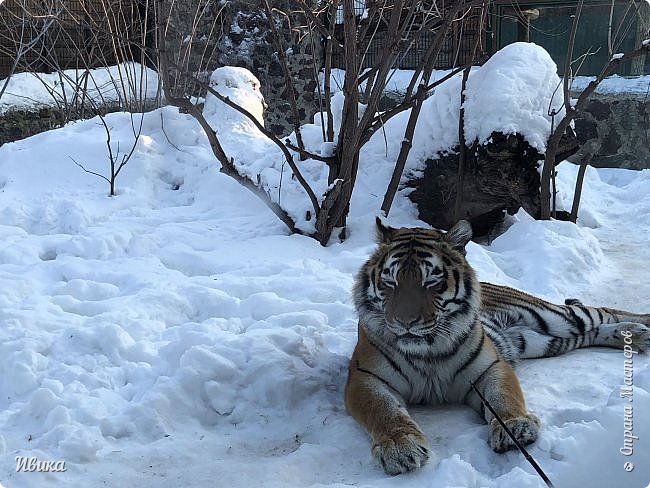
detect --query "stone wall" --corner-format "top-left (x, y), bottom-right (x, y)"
top-left (572, 92), bottom-right (650, 169)
top-left (165, 0), bottom-right (322, 136)
top-left (217, 2), bottom-right (322, 136)
top-left (0, 101), bottom-right (159, 147)
top-left (0, 107), bottom-right (67, 146)
top-left (2, 0), bottom-right (647, 169)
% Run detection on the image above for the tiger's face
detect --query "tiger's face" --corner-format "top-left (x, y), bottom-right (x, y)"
top-left (353, 218), bottom-right (479, 344)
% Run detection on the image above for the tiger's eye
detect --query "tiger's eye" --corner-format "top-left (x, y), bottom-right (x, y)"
top-left (425, 280), bottom-right (444, 291)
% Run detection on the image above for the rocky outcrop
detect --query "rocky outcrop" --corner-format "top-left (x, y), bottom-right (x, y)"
top-left (572, 92), bottom-right (650, 169)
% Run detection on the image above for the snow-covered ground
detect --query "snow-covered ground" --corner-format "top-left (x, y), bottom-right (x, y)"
top-left (1, 46), bottom-right (650, 487)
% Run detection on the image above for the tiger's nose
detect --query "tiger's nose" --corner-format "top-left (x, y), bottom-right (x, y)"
top-left (400, 317), bottom-right (420, 330)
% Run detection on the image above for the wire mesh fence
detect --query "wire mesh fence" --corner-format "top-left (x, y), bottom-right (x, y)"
top-left (0, 0), bottom-right (149, 80)
top-left (1, 1), bottom-right (489, 86)
top-left (332, 6), bottom-right (485, 70)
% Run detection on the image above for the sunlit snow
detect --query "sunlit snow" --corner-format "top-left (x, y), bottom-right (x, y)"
top-left (0, 44), bottom-right (649, 488)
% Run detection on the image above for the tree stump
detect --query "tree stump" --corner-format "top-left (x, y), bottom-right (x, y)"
top-left (407, 130), bottom-right (578, 237)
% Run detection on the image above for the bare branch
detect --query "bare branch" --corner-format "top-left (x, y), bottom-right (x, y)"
top-left (284, 140), bottom-right (336, 164)
top-left (262, 0), bottom-right (306, 157)
top-left (69, 156), bottom-right (112, 185)
top-left (291, 0), bottom-right (343, 52)
top-left (570, 154), bottom-right (592, 223)
top-left (453, 64), bottom-right (473, 222)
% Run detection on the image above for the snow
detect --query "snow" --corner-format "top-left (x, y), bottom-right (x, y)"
top-left (206, 67), bottom-right (266, 129)
top-left (463, 42), bottom-right (565, 152)
top-left (0, 63), bottom-right (159, 115)
top-left (571, 74), bottom-right (650, 95)
top-left (1, 50), bottom-right (650, 487)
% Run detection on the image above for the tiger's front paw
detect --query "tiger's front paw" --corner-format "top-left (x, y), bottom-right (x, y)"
top-left (372, 429), bottom-right (431, 475)
top-left (489, 413), bottom-right (540, 453)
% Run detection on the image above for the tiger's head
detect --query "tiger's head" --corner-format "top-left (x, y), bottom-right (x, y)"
top-left (353, 218), bottom-right (480, 344)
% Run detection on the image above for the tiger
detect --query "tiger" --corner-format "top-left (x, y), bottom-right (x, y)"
top-left (345, 218), bottom-right (650, 475)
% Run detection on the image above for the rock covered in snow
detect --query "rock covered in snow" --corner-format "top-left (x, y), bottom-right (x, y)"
top-left (363, 43), bottom-right (568, 175)
top-left (204, 66), bottom-right (267, 132)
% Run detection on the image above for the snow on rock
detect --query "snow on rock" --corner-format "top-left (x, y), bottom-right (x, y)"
top-left (362, 43), bottom-right (566, 178)
top-left (203, 66), bottom-right (329, 234)
top-left (205, 66), bottom-right (267, 132)
top-left (463, 42), bottom-right (565, 152)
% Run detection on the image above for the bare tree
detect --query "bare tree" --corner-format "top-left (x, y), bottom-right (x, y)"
top-left (0, 0), bottom-right (158, 196)
top-left (62, 0), bottom-right (154, 196)
top-left (540, 0), bottom-right (650, 220)
top-left (0, 1), bottom-right (61, 100)
top-left (155, 0), bottom-right (485, 245)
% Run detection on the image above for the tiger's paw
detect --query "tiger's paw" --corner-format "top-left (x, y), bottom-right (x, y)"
top-left (613, 322), bottom-right (650, 352)
top-left (372, 430), bottom-right (431, 475)
top-left (489, 413), bottom-right (540, 453)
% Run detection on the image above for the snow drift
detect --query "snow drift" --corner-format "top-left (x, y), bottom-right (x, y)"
top-left (0, 44), bottom-right (649, 488)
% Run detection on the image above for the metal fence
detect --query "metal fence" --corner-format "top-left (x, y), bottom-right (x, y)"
top-left (0, 0), bottom-right (147, 80)
top-left (332, 6), bottom-right (485, 70)
top-left (1, 1), bottom-right (489, 84)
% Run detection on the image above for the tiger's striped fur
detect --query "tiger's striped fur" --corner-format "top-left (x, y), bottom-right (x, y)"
top-left (345, 218), bottom-right (650, 475)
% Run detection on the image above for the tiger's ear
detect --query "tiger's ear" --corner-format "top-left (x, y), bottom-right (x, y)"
top-left (444, 220), bottom-right (473, 254)
top-left (375, 216), bottom-right (396, 244)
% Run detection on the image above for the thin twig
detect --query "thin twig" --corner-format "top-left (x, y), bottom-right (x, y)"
top-left (69, 156), bottom-right (111, 185)
top-left (470, 382), bottom-right (555, 488)
top-left (454, 64), bottom-right (472, 222)
top-left (160, 112), bottom-right (184, 152)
